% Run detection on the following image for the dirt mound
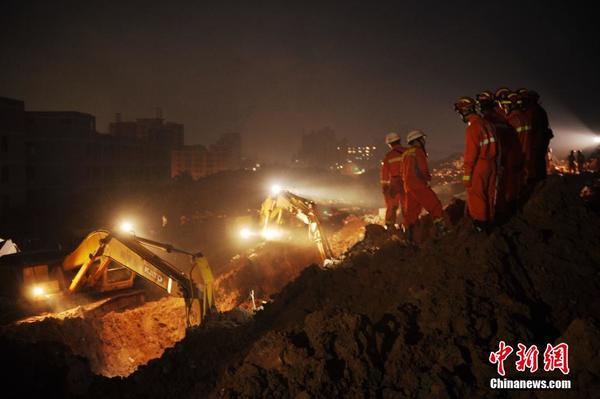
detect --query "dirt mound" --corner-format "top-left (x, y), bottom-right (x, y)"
top-left (1, 174), bottom-right (599, 398)
top-left (2, 296), bottom-right (187, 377)
top-left (210, 174), bottom-right (600, 398)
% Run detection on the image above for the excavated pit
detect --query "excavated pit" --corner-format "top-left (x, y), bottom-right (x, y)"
top-left (0, 212), bottom-right (369, 380)
top-left (215, 213), bottom-right (368, 311)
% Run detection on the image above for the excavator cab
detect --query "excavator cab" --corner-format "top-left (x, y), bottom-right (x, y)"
top-left (4, 231), bottom-right (215, 327)
top-left (62, 230), bottom-right (215, 327)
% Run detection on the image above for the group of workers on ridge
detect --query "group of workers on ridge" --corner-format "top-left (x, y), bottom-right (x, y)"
top-left (380, 130), bottom-right (448, 243)
top-left (381, 87), bottom-right (552, 240)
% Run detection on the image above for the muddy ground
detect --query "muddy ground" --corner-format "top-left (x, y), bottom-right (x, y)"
top-left (1, 173), bottom-right (599, 398)
top-left (0, 209), bottom-right (368, 381)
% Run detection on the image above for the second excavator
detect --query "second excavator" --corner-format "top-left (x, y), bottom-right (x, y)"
top-left (242, 185), bottom-right (335, 266)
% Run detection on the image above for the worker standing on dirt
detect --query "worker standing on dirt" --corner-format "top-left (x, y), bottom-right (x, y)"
top-left (493, 88), bottom-right (525, 207)
top-left (476, 91), bottom-right (518, 214)
top-left (455, 96), bottom-right (499, 232)
top-left (576, 150), bottom-right (585, 174)
top-left (567, 150), bottom-right (576, 174)
top-left (401, 130), bottom-right (448, 242)
top-left (518, 88), bottom-right (553, 182)
top-left (505, 92), bottom-right (534, 188)
top-left (380, 132), bottom-right (406, 231)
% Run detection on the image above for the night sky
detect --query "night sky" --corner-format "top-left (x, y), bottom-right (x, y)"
top-left (2, 1), bottom-right (599, 161)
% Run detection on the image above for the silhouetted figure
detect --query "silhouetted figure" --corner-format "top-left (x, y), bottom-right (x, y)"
top-left (490, 88), bottom-right (525, 211)
top-left (547, 148), bottom-right (554, 175)
top-left (518, 89), bottom-right (553, 182)
top-left (567, 150), bottom-right (576, 174)
top-left (576, 150), bottom-right (585, 174)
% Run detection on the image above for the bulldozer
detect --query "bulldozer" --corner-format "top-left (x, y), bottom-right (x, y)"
top-left (0, 230), bottom-right (214, 327)
top-left (241, 186), bottom-right (335, 266)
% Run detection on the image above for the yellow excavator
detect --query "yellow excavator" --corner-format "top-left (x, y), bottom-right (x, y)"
top-left (14, 230), bottom-right (214, 327)
top-left (257, 186), bottom-right (335, 265)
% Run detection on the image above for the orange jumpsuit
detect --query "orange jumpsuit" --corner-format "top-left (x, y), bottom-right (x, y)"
top-left (525, 104), bottom-right (553, 181)
top-left (463, 114), bottom-right (499, 222)
top-left (380, 146), bottom-right (406, 225)
top-left (484, 109), bottom-right (523, 207)
top-left (506, 109), bottom-right (532, 185)
top-left (401, 146), bottom-right (443, 227)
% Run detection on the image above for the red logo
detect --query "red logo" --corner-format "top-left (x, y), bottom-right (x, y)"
top-left (543, 343), bottom-right (570, 375)
top-left (489, 342), bottom-right (569, 375)
top-left (515, 344), bottom-right (539, 373)
top-left (489, 340), bottom-right (513, 376)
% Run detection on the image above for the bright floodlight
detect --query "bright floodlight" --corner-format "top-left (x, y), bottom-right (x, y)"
top-left (32, 286), bottom-right (45, 297)
top-left (120, 220), bottom-right (134, 233)
top-left (240, 227), bottom-right (252, 239)
top-left (271, 184), bottom-right (282, 195)
top-left (262, 228), bottom-right (281, 240)
top-left (594, 136), bottom-right (600, 144)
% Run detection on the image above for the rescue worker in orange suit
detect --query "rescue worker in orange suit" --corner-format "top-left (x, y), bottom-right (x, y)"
top-left (505, 92), bottom-right (534, 188)
top-left (380, 132), bottom-right (406, 231)
top-left (517, 88), bottom-right (553, 182)
top-left (455, 97), bottom-right (499, 231)
top-left (477, 90), bottom-right (523, 213)
top-left (401, 130), bottom-right (448, 242)
top-left (494, 89), bottom-right (527, 201)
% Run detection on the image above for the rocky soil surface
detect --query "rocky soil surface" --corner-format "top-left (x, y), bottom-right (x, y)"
top-left (1, 174), bottom-right (599, 399)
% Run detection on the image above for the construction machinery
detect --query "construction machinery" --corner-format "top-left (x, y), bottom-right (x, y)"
top-left (254, 186), bottom-right (335, 265)
top-left (2, 230), bottom-right (214, 327)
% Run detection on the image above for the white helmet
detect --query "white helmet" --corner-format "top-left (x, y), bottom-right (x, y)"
top-left (407, 129), bottom-right (426, 144)
top-left (385, 132), bottom-right (402, 145)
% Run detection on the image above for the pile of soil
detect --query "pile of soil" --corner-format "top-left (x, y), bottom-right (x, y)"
top-left (1, 174), bottom-right (599, 398)
top-left (2, 296), bottom-right (187, 378)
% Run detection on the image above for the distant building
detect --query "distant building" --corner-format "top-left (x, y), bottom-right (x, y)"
top-left (295, 127), bottom-right (346, 168)
top-left (207, 132), bottom-right (242, 174)
top-left (293, 126), bottom-right (384, 173)
top-left (334, 144), bottom-right (382, 173)
top-left (110, 114), bottom-right (184, 181)
top-left (171, 145), bottom-right (208, 179)
top-left (171, 132), bottom-right (242, 179)
top-left (0, 98), bottom-right (187, 231)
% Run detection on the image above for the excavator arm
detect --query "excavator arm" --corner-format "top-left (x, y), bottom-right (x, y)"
top-left (63, 230), bottom-right (214, 327)
top-left (260, 190), bottom-right (335, 263)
